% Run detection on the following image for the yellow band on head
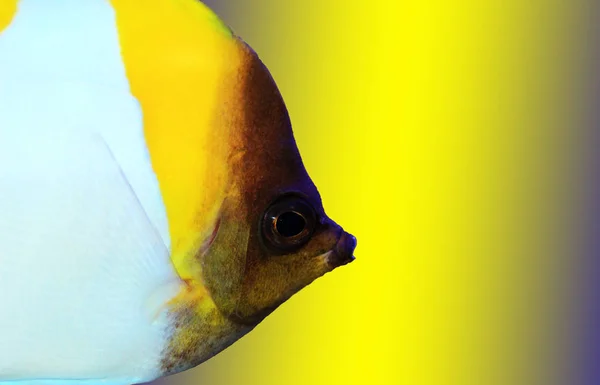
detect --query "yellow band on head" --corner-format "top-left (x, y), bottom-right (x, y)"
top-left (110, 0), bottom-right (243, 280)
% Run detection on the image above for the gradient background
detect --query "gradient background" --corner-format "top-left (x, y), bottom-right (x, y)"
top-left (152, 1), bottom-right (600, 385)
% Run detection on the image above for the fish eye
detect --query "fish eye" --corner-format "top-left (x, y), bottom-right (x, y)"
top-left (261, 196), bottom-right (317, 252)
top-left (276, 211), bottom-right (306, 237)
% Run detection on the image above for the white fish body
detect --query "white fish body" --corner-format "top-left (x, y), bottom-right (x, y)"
top-left (0, 1), bottom-right (183, 383)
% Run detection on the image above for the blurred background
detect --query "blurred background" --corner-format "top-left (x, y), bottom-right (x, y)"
top-left (154, 1), bottom-right (600, 385)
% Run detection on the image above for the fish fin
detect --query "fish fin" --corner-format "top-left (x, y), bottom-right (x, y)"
top-left (0, 133), bottom-right (182, 380)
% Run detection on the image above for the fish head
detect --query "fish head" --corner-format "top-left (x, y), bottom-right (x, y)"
top-left (198, 43), bottom-right (357, 326)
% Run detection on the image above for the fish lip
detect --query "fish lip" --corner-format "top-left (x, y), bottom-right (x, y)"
top-left (325, 231), bottom-right (357, 267)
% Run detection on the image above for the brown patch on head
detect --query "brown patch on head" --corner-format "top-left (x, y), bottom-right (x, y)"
top-left (200, 40), bottom-right (356, 325)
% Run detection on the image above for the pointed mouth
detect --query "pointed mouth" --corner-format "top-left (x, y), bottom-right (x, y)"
top-left (325, 231), bottom-right (357, 267)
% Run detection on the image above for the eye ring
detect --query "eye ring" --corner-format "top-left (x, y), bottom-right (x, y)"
top-left (261, 195), bottom-right (317, 252)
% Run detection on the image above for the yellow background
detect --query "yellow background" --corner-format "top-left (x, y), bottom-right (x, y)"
top-left (160, 1), bottom-right (587, 384)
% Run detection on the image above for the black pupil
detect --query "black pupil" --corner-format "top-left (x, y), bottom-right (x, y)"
top-left (276, 211), bottom-right (306, 237)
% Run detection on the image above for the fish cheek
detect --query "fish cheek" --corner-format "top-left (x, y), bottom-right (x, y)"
top-left (231, 230), bottom-right (338, 324)
top-left (232, 254), bottom-right (328, 324)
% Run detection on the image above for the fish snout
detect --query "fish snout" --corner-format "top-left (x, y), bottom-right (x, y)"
top-left (326, 231), bottom-right (357, 267)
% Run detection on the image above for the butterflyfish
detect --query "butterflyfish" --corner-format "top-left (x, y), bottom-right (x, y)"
top-left (0, 1), bottom-right (357, 384)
